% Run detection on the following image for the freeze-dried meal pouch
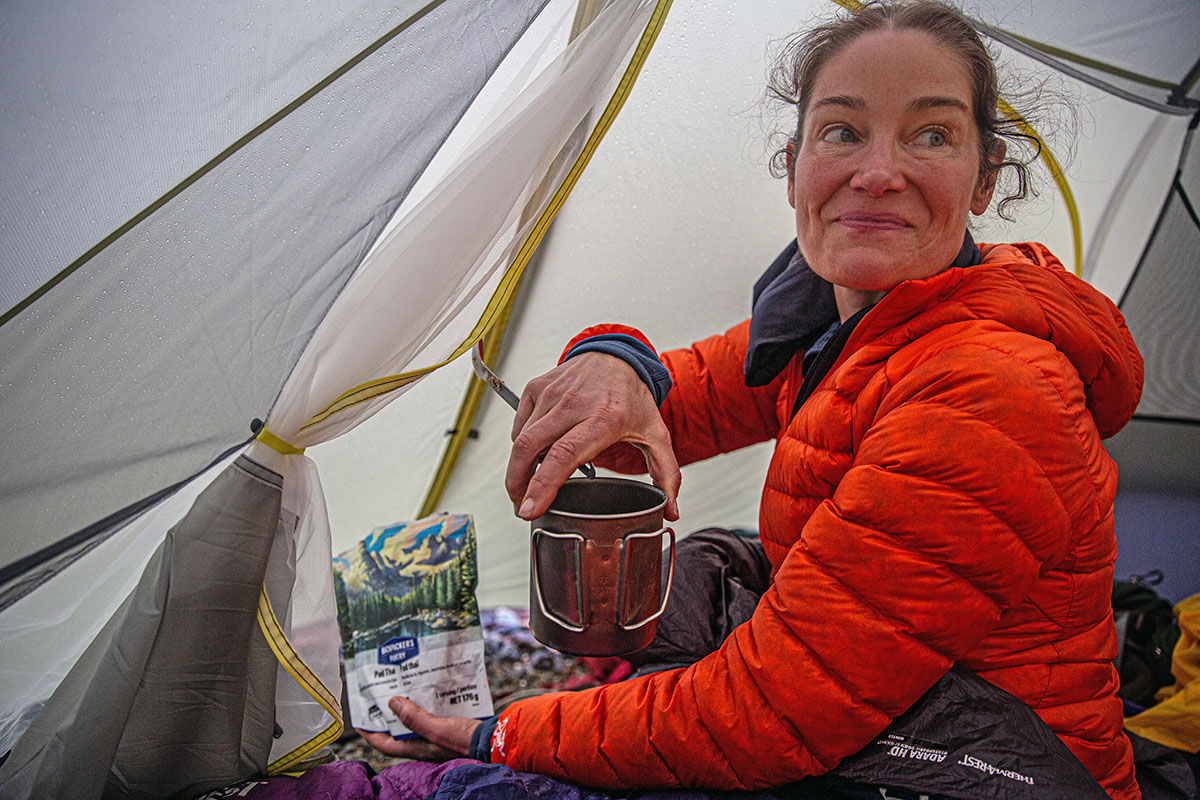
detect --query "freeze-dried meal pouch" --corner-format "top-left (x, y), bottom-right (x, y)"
top-left (333, 513), bottom-right (493, 738)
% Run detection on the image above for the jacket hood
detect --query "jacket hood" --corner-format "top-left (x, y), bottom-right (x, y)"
top-left (873, 242), bottom-right (1144, 439)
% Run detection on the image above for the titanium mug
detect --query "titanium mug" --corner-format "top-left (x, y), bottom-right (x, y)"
top-left (529, 477), bottom-right (676, 656)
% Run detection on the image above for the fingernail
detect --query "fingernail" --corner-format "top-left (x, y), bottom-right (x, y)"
top-left (388, 696), bottom-right (405, 712)
top-left (518, 498), bottom-right (535, 519)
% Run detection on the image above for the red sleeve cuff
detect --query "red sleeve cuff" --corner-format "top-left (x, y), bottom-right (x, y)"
top-left (559, 324), bottom-right (659, 364)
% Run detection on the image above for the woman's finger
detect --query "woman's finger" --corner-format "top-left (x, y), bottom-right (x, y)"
top-left (514, 425), bottom-right (605, 519)
top-left (507, 370), bottom-right (577, 509)
top-left (388, 696), bottom-right (478, 756)
top-left (356, 728), bottom-right (458, 761)
top-left (634, 432), bottom-right (682, 522)
top-left (506, 382), bottom-right (599, 510)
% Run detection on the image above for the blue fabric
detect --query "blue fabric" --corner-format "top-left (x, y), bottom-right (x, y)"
top-left (562, 334), bottom-right (672, 407)
top-left (744, 240), bottom-right (838, 387)
top-left (469, 714), bottom-right (499, 762)
top-left (800, 320), bottom-right (840, 375)
top-left (425, 763), bottom-right (611, 800)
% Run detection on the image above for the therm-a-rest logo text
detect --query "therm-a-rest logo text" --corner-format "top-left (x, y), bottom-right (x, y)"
top-left (956, 753), bottom-right (1035, 785)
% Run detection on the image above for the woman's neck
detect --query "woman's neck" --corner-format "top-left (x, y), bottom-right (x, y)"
top-left (834, 285), bottom-right (886, 322)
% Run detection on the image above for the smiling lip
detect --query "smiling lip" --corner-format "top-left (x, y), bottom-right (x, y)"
top-left (836, 212), bottom-right (910, 231)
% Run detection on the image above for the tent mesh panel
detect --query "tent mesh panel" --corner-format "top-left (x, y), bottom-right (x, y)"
top-left (1120, 141), bottom-right (1200, 421)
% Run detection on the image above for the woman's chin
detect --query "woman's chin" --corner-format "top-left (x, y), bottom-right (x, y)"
top-left (809, 247), bottom-right (944, 293)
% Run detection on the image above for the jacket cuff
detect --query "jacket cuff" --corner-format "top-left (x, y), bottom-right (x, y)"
top-left (468, 714), bottom-right (498, 762)
top-left (487, 711), bottom-right (514, 764)
top-left (560, 325), bottom-right (672, 407)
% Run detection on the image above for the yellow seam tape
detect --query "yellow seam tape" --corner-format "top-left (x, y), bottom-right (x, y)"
top-left (255, 428), bottom-right (306, 456)
top-left (298, 0), bottom-right (675, 432)
top-left (256, 586), bottom-right (343, 774)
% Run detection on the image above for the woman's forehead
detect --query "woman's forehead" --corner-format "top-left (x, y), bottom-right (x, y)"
top-left (807, 29), bottom-right (974, 112)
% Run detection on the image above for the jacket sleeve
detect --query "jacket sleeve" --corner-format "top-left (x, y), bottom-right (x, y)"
top-left (489, 328), bottom-right (1095, 789)
top-left (593, 318), bottom-right (785, 473)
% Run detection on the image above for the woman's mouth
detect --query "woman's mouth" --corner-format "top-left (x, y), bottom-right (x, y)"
top-left (835, 212), bottom-right (910, 231)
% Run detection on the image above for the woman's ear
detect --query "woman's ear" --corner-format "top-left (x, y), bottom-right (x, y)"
top-left (971, 141), bottom-right (1005, 216)
top-left (786, 139), bottom-right (797, 210)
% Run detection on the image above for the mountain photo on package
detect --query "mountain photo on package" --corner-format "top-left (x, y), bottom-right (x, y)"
top-left (333, 513), bottom-right (493, 738)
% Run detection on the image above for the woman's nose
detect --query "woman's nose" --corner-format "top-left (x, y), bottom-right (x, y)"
top-left (849, 143), bottom-right (907, 196)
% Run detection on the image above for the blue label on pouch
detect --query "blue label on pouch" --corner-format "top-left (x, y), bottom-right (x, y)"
top-left (378, 636), bottom-right (419, 665)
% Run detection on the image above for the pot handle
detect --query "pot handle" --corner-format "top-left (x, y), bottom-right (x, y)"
top-left (618, 527), bottom-right (675, 631)
top-left (531, 528), bottom-right (587, 633)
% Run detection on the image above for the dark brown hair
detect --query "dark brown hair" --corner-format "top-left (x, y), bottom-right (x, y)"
top-left (767, 0), bottom-right (1040, 219)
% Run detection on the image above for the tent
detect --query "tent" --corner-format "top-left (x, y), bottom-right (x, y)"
top-left (1, 0), bottom-right (1196, 797)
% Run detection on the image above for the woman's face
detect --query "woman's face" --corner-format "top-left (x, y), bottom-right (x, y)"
top-left (788, 29), bottom-right (998, 296)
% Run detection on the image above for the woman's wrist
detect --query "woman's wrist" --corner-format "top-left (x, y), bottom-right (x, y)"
top-left (468, 714), bottom-right (499, 762)
top-left (560, 326), bottom-right (672, 407)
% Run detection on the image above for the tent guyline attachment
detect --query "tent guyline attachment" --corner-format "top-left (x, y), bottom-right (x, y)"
top-left (1169, 57), bottom-right (1200, 110)
top-left (250, 419), bottom-right (306, 456)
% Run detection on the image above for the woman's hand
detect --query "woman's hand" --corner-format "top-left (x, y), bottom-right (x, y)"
top-left (506, 352), bottom-right (681, 521)
top-left (357, 696), bottom-right (480, 762)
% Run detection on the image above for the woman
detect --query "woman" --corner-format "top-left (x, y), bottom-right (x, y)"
top-left (365, 2), bottom-right (1143, 796)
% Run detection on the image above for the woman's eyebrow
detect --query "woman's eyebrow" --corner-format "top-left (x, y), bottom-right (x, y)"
top-left (810, 94), bottom-right (864, 111)
top-left (907, 95), bottom-right (969, 113)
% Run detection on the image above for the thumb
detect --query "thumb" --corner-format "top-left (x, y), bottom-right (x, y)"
top-left (389, 695), bottom-right (432, 733)
top-left (388, 695), bottom-right (476, 755)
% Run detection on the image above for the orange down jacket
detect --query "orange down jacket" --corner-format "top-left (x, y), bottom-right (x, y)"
top-left (489, 243), bottom-right (1144, 799)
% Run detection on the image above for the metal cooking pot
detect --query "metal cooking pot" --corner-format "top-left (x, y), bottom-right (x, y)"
top-left (529, 477), bottom-right (675, 656)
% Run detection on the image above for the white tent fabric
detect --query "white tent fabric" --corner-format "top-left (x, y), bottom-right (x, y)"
top-left (1, 0), bottom-right (1198, 795)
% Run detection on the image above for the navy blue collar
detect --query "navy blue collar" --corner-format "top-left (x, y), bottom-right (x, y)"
top-left (744, 231), bottom-right (981, 386)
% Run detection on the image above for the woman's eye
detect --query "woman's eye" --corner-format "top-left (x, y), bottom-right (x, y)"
top-left (914, 129), bottom-right (947, 147)
top-left (820, 126), bottom-right (857, 144)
